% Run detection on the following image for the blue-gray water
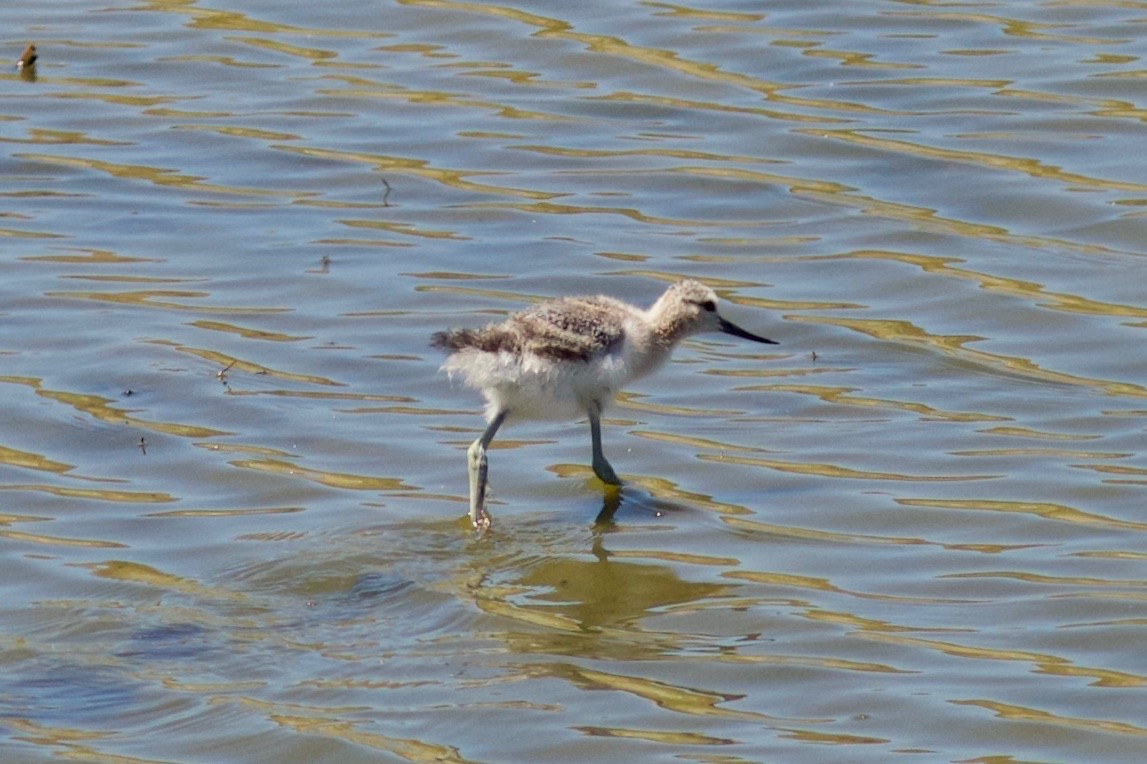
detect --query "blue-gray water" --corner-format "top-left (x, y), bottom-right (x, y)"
top-left (2, 2), bottom-right (1145, 762)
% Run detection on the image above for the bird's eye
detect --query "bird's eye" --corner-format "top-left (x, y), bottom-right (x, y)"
top-left (700, 300), bottom-right (716, 312)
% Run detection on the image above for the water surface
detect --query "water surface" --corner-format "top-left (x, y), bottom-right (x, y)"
top-left (2, 1), bottom-right (1146, 762)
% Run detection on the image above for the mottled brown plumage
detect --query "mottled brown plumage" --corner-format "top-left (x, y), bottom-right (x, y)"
top-left (432, 295), bottom-right (629, 362)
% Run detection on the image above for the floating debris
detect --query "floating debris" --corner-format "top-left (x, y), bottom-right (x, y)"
top-left (17, 44), bottom-right (37, 70)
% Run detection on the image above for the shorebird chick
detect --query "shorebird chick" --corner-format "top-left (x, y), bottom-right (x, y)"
top-left (16, 44), bottom-right (37, 70)
top-left (432, 279), bottom-right (777, 530)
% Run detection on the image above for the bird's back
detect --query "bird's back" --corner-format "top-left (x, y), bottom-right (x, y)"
top-left (511, 295), bottom-right (632, 361)
top-left (433, 295), bottom-right (635, 363)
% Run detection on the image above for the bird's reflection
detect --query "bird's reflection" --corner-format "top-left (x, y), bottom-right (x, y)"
top-left (592, 486), bottom-right (624, 528)
top-left (592, 483), bottom-right (686, 530)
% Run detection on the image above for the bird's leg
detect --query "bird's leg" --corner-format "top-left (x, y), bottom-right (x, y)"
top-left (588, 403), bottom-right (622, 486)
top-left (467, 410), bottom-right (507, 531)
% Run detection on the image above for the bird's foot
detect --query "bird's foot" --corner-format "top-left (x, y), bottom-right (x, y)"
top-left (472, 506), bottom-right (492, 533)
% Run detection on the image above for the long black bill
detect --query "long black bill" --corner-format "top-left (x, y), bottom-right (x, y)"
top-left (719, 316), bottom-right (777, 344)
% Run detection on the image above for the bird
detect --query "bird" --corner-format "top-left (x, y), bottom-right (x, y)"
top-left (431, 279), bottom-right (778, 530)
top-left (16, 44), bottom-right (37, 70)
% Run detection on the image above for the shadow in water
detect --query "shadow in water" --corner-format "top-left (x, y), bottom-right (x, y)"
top-left (591, 484), bottom-right (689, 529)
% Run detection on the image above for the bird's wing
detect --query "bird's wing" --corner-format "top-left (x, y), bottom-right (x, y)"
top-left (512, 296), bottom-right (629, 361)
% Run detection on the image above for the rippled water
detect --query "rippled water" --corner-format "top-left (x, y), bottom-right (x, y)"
top-left (2, 1), bottom-right (1145, 762)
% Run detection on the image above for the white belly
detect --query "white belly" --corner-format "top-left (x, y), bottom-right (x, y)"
top-left (444, 348), bottom-right (641, 423)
